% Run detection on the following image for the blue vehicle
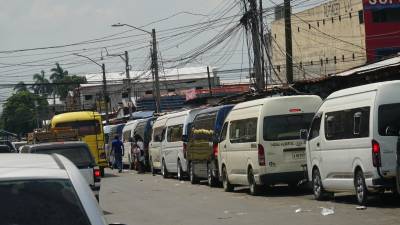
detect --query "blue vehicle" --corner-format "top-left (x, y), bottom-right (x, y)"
top-left (187, 105), bottom-right (234, 186)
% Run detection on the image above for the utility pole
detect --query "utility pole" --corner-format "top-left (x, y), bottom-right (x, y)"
top-left (125, 51), bottom-right (133, 118)
top-left (152, 29), bottom-right (161, 113)
top-left (102, 63), bottom-right (109, 124)
top-left (248, 0), bottom-right (265, 92)
top-left (259, 0), bottom-right (267, 88)
top-left (207, 66), bottom-right (213, 97)
top-left (284, 0), bottom-right (294, 84)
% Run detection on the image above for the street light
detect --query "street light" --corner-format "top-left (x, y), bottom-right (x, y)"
top-left (74, 53), bottom-right (109, 124)
top-left (111, 23), bottom-right (162, 113)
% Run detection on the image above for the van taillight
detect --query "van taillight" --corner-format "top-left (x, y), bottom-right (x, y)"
top-left (183, 143), bottom-right (187, 159)
top-left (258, 144), bottom-right (266, 166)
top-left (213, 143), bottom-right (218, 157)
top-left (94, 168), bottom-right (101, 182)
top-left (372, 140), bottom-right (381, 167)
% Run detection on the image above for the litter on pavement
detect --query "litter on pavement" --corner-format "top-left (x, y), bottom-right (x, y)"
top-left (320, 207), bottom-right (335, 216)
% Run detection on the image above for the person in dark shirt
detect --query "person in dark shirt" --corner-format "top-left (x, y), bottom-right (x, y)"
top-left (111, 135), bottom-right (124, 173)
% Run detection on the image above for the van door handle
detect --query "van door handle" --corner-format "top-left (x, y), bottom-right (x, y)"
top-left (316, 143), bottom-right (320, 147)
top-left (224, 144), bottom-right (227, 148)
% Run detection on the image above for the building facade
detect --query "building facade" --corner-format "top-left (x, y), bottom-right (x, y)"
top-left (271, 0), bottom-right (400, 82)
top-left (77, 67), bottom-right (219, 113)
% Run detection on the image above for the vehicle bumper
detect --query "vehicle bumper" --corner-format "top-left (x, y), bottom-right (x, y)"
top-left (257, 171), bottom-right (306, 186)
top-left (367, 177), bottom-right (395, 190)
top-left (91, 183), bottom-right (101, 196)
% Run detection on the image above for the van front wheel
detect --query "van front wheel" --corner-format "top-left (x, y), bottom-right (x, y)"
top-left (312, 169), bottom-right (331, 200)
top-left (161, 159), bottom-right (169, 178)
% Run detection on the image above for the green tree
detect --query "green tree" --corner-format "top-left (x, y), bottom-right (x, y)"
top-left (49, 63), bottom-right (86, 100)
top-left (32, 70), bottom-right (52, 97)
top-left (13, 81), bottom-right (28, 92)
top-left (1, 91), bottom-right (49, 136)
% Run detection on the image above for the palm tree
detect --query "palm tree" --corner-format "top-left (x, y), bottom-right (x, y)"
top-left (50, 63), bottom-right (68, 82)
top-left (13, 81), bottom-right (28, 92)
top-left (32, 70), bottom-right (52, 96)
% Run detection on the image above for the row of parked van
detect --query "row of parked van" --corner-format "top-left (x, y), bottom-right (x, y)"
top-left (109, 81), bottom-right (400, 205)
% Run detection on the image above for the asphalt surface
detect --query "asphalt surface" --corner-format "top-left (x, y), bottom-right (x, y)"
top-left (100, 169), bottom-right (400, 225)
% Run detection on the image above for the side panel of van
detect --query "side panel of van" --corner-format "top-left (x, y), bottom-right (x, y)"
top-left (226, 105), bottom-right (261, 185)
top-left (163, 115), bottom-right (186, 173)
top-left (319, 92), bottom-right (375, 191)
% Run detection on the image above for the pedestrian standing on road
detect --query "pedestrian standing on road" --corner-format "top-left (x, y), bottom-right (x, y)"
top-left (111, 135), bottom-right (124, 173)
top-left (134, 135), bottom-right (145, 174)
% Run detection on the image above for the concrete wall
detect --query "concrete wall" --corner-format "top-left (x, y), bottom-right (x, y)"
top-left (271, 0), bottom-right (367, 82)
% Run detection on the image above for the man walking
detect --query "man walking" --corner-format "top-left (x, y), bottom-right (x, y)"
top-left (111, 135), bottom-right (124, 173)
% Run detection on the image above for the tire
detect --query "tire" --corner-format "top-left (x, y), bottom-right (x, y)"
top-left (189, 162), bottom-right (199, 184)
top-left (354, 169), bottom-right (369, 205)
top-left (177, 160), bottom-right (184, 181)
top-left (207, 163), bottom-right (218, 187)
top-left (150, 158), bottom-right (156, 175)
top-left (312, 168), bottom-right (331, 201)
top-left (161, 159), bottom-right (169, 178)
top-left (248, 168), bottom-right (261, 196)
top-left (128, 155), bottom-right (134, 170)
top-left (222, 166), bottom-right (234, 192)
top-left (100, 167), bottom-right (105, 177)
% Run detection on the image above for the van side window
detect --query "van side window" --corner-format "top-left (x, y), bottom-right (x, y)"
top-left (308, 113), bottom-right (322, 140)
top-left (325, 107), bottom-right (370, 140)
top-left (229, 118), bottom-right (258, 143)
top-left (378, 103), bottom-right (400, 136)
top-left (220, 122), bottom-right (228, 142)
top-left (167, 124), bottom-right (183, 142)
top-left (153, 127), bottom-right (164, 142)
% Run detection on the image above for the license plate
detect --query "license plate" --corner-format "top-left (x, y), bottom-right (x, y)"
top-left (292, 152), bottom-right (305, 160)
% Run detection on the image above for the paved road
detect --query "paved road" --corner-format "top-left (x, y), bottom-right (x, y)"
top-left (100, 169), bottom-right (400, 225)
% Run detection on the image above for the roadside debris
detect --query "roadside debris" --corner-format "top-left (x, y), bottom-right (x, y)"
top-left (356, 206), bottom-right (367, 210)
top-left (320, 207), bottom-right (335, 216)
top-left (295, 208), bottom-right (312, 213)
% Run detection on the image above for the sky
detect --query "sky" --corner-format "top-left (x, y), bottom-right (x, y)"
top-left (0, 0), bottom-right (322, 107)
top-left (0, 0), bottom-right (250, 105)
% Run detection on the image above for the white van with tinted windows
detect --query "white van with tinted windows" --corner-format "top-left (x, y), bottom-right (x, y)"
top-left (161, 109), bottom-right (202, 180)
top-left (306, 81), bottom-right (400, 205)
top-left (218, 95), bottom-right (322, 195)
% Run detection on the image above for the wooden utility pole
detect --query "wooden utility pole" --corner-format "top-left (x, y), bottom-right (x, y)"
top-left (102, 63), bottom-right (109, 124)
top-left (248, 0), bottom-right (265, 92)
top-left (125, 51), bottom-right (133, 118)
top-left (284, 0), bottom-right (294, 84)
top-left (259, 0), bottom-right (267, 88)
top-left (152, 29), bottom-right (162, 113)
top-left (207, 66), bottom-right (213, 97)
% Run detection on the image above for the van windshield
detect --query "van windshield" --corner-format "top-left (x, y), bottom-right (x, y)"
top-left (378, 103), bottom-right (400, 136)
top-left (264, 113), bottom-right (314, 141)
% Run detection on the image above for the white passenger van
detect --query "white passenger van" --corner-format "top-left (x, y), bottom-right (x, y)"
top-left (122, 119), bottom-right (143, 169)
top-left (161, 109), bottom-right (202, 180)
top-left (149, 115), bottom-right (168, 174)
top-left (219, 95), bottom-right (322, 195)
top-left (306, 81), bottom-right (400, 205)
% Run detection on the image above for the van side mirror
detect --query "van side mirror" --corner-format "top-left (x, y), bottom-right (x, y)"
top-left (300, 129), bottom-right (308, 140)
